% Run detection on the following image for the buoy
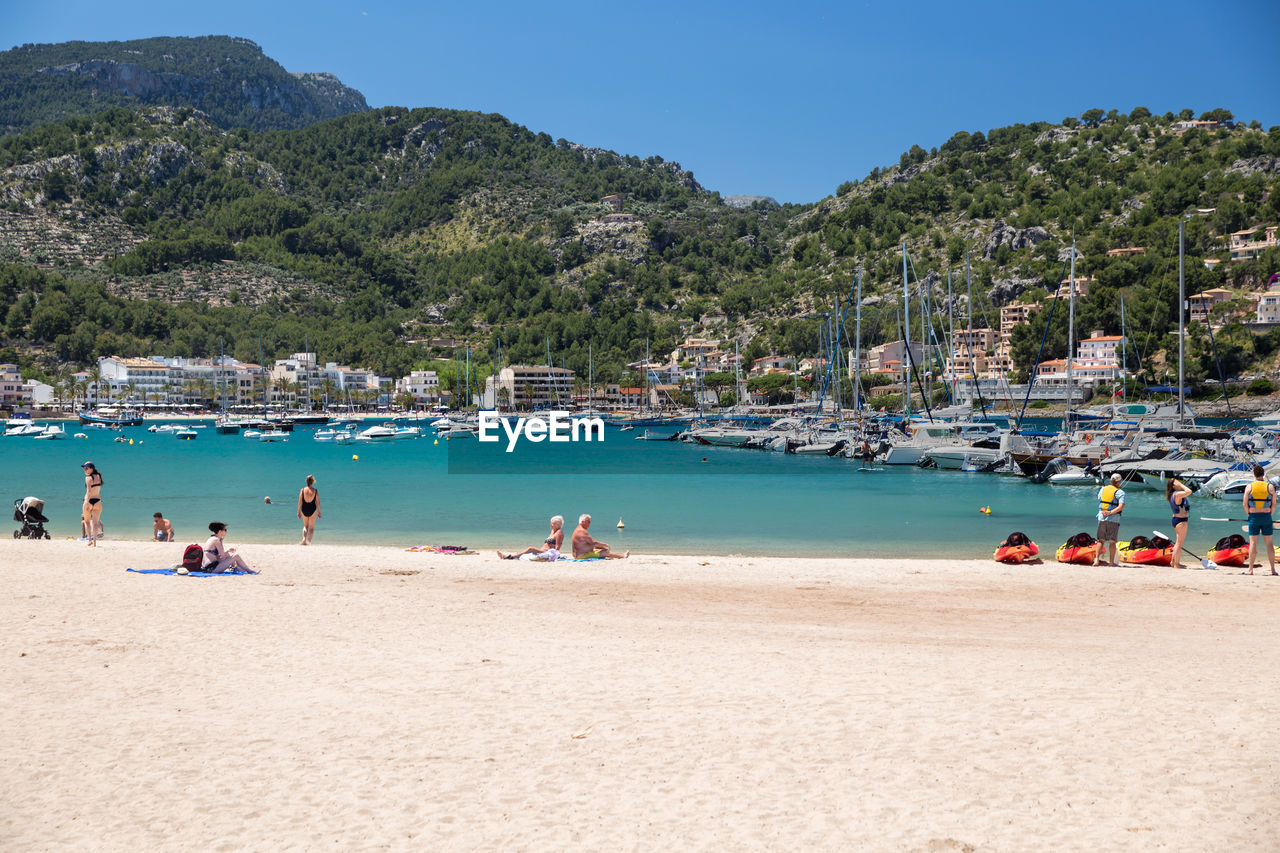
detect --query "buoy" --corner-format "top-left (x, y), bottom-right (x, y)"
top-left (979, 506), bottom-right (991, 515)
top-left (617, 518), bottom-right (625, 529)
top-left (352, 454), bottom-right (359, 461)
top-left (128, 439), bottom-right (133, 445)
top-left (433, 439), bottom-right (438, 445)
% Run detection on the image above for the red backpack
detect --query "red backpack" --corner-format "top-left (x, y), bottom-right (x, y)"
top-left (181, 543), bottom-right (204, 572)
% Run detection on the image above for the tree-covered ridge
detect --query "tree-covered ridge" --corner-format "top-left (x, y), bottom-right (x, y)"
top-left (0, 100), bottom-right (1277, 396)
top-left (0, 36), bottom-right (368, 136)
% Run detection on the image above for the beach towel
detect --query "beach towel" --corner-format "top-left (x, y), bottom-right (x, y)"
top-left (126, 567), bottom-right (257, 577)
top-left (407, 545), bottom-right (477, 555)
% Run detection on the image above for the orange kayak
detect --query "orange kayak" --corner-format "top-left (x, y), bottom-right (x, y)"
top-left (994, 532), bottom-right (1039, 563)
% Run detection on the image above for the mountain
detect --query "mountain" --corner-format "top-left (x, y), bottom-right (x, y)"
top-left (0, 52), bottom-right (1277, 395)
top-left (0, 36), bottom-right (369, 135)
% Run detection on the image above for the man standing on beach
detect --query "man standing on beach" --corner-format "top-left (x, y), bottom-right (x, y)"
top-left (1242, 464), bottom-right (1277, 575)
top-left (571, 514), bottom-right (628, 559)
top-left (1093, 473), bottom-right (1125, 567)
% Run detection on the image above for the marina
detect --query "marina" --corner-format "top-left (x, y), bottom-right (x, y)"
top-left (4, 411), bottom-right (1275, 558)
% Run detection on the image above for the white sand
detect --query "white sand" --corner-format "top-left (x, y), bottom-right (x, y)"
top-left (2, 539), bottom-right (1277, 851)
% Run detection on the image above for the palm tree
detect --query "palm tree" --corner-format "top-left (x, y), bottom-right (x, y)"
top-left (320, 378), bottom-right (337, 410)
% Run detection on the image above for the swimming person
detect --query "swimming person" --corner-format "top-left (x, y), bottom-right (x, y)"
top-left (1092, 473), bottom-right (1125, 567)
top-left (498, 515), bottom-right (564, 560)
top-left (1243, 465), bottom-right (1277, 575)
top-left (81, 461), bottom-right (103, 547)
top-left (153, 512), bottom-right (175, 542)
top-left (1166, 478), bottom-right (1192, 569)
top-left (203, 522), bottom-right (255, 574)
top-left (297, 475), bottom-right (321, 546)
top-left (571, 513), bottom-right (628, 559)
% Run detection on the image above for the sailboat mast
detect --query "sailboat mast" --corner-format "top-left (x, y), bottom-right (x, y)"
top-left (1178, 219), bottom-right (1186, 424)
top-left (1120, 295), bottom-right (1127, 405)
top-left (966, 252), bottom-right (973, 407)
top-left (854, 266), bottom-right (863, 419)
top-left (902, 243), bottom-right (910, 419)
top-left (1066, 238), bottom-right (1076, 434)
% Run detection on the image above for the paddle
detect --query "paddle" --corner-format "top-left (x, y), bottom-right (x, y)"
top-left (1200, 516), bottom-right (1248, 522)
top-left (1153, 529), bottom-right (1217, 570)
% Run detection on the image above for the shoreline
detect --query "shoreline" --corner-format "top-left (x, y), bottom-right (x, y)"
top-left (4, 538), bottom-right (1277, 849)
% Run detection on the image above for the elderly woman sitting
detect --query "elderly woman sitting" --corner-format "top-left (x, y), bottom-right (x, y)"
top-left (498, 515), bottom-right (564, 561)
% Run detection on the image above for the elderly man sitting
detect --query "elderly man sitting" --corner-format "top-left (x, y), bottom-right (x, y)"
top-left (570, 513), bottom-right (629, 560)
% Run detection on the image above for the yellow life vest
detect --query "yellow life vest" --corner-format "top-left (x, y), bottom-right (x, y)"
top-left (1248, 480), bottom-right (1273, 512)
top-left (1099, 484), bottom-right (1122, 514)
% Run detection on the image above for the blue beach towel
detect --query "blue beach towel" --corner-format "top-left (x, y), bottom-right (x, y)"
top-left (126, 567), bottom-right (257, 577)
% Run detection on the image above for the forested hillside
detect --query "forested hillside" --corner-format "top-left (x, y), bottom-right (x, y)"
top-left (1, 84), bottom-right (1278, 394)
top-left (0, 36), bottom-right (368, 135)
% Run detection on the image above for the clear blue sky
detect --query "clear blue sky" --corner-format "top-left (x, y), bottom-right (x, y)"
top-left (7, 0), bottom-right (1278, 204)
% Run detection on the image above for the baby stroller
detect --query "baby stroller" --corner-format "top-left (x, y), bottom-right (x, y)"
top-left (13, 496), bottom-right (51, 539)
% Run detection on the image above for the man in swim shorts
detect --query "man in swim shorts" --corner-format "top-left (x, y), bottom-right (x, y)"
top-left (1243, 464), bottom-right (1277, 575)
top-left (153, 512), bottom-right (174, 542)
top-left (571, 514), bottom-right (628, 559)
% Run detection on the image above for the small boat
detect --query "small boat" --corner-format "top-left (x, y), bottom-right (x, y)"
top-left (174, 428), bottom-right (197, 440)
top-left (1117, 534), bottom-right (1174, 566)
top-left (313, 428), bottom-right (338, 442)
top-left (1056, 532), bottom-right (1101, 565)
top-left (393, 425), bottom-right (423, 440)
top-left (994, 531), bottom-right (1039, 564)
top-left (354, 425), bottom-right (397, 442)
top-left (33, 424), bottom-right (66, 440)
top-left (78, 409), bottom-right (144, 427)
top-left (242, 429), bottom-right (262, 439)
top-left (148, 424), bottom-right (180, 433)
top-left (1047, 465), bottom-right (1100, 486)
top-left (257, 429), bottom-right (290, 442)
top-left (1208, 534), bottom-right (1249, 568)
top-left (333, 429), bottom-right (355, 444)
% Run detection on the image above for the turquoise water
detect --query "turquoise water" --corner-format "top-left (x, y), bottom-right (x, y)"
top-left (0, 420), bottom-right (1244, 558)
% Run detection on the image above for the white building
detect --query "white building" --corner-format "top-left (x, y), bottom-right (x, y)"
top-left (488, 365), bottom-right (575, 410)
top-left (1, 363), bottom-right (27, 407)
top-left (396, 370), bottom-right (440, 405)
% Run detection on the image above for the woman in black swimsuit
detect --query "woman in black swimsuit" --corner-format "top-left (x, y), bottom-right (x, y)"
top-left (297, 474), bottom-right (321, 545)
top-left (498, 515), bottom-right (564, 560)
top-left (81, 461), bottom-right (103, 546)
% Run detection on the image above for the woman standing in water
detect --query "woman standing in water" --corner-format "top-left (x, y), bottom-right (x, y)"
top-left (297, 474), bottom-right (321, 545)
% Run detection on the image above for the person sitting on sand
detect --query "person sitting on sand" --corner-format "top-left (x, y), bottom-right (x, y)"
top-left (202, 522), bottom-right (256, 574)
top-left (498, 515), bottom-right (564, 560)
top-left (571, 513), bottom-right (628, 560)
top-left (153, 512), bottom-right (174, 543)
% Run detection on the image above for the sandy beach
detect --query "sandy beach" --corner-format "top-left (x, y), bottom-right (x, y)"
top-left (2, 539), bottom-right (1277, 851)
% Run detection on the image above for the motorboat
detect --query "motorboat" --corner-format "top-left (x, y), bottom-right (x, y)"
top-left (148, 424), bottom-right (180, 433)
top-left (354, 425), bottom-right (397, 442)
top-left (313, 428), bottom-right (338, 441)
top-left (1047, 464), bottom-right (1100, 486)
top-left (257, 429), bottom-right (290, 442)
top-left (32, 424), bottom-right (66, 440)
top-left (242, 429), bottom-right (262, 439)
top-left (5, 416), bottom-right (48, 437)
top-left (174, 427), bottom-right (197, 440)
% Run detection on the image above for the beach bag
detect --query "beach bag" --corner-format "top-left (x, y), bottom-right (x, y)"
top-left (180, 543), bottom-right (204, 572)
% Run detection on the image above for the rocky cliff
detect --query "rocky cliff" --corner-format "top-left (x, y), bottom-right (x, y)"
top-left (0, 35), bottom-right (369, 135)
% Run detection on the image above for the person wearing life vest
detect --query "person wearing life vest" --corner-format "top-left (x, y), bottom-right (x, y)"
top-left (1242, 464), bottom-right (1278, 576)
top-left (1092, 473), bottom-right (1126, 567)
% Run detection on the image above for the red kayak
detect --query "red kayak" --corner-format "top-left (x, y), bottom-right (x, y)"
top-left (994, 531), bottom-right (1040, 564)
